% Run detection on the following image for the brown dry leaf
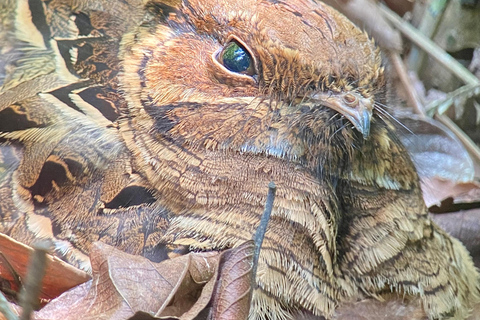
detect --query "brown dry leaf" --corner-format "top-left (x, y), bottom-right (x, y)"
top-left (396, 114), bottom-right (475, 182)
top-left (431, 208), bottom-right (480, 269)
top-left (394, 114), bottom-right (480, 207)
top-left (156, 248), bottom-right (218, 319)
top-left (422, 179), bottom-right (480, 210)
top-left (209, 241), bottom-right (254, 320)
top-left (3, 239), bottom-right (256, 320)
top-left (0, 233), bottom-right (90, 300)
top-left (32, 242), bottom-right (220, 320)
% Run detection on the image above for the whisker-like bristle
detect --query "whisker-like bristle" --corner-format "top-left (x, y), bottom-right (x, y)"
top-left (374, 103), bottom-right (415, 136)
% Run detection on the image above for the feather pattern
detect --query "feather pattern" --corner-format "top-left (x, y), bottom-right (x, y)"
top-left (0, 0), bottom-right (479, 319)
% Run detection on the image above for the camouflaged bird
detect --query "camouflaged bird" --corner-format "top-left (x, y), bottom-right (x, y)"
top-left (0, 0), bottom-right (479, 319)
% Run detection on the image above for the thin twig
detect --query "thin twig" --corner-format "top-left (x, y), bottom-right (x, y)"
top-left (389, 52), bottom-right (425, 116)
top-left (407, 0), bottom-right (450, 73)
top-left (379, 3), bottom-right (480, 86)
top-left (0, 291), bottom-right (19, 320)
top-left (251, 182), bottom-right (276, 285)
top-left (425, 84), bottom-right (480, 116)
top-left (19, 240), bottom-right (52, 320)
top-left (380, 3), bottom-right (480, 165)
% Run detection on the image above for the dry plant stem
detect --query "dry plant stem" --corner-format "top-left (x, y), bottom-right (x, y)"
top-left (390, 52), bottom-right (425, 115)
top-left (0, 291), bottom-right (19, 320)
top-left (19, 241), bottom-right (51, 320)
top-left (251, 182), bottom-right (276, 286)
top-left (407, 0), bottom-right (449, 73)
top-left (392, 51), bottom-right (480, 161)
top-left (380, 4), bottom-right (480, 164)
top-left (379, 3), bottom-right (480, 86)
top-left (425, 84), bottom-right (480, 116)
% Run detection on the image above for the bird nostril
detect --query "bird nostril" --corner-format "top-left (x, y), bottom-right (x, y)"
top-left (343, 93), bottom-right (358, 106)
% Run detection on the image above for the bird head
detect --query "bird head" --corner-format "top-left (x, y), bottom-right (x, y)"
top-left (120, 0), bottom-right (386, 173)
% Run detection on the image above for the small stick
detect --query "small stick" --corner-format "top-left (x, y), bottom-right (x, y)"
top-left (389, 52), bottom-right (425, 116)
top-left (382, 14), bottom-right (480, 164)
top-left (0, 291), bottom-right (19, 320)
top-left (379, 3), bottom-right (480, 86)
top-left (19, 240), bottom-right (52, 320)
top-left (424, 84), bottom-right (480, 116)
top-left (407, 0), bottom-right (449, 73)
top-left (251, 182), bottom-right (276, 284)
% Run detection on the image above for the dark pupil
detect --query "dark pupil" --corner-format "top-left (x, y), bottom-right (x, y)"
top-left (222, 42), bottom-right (251, 73)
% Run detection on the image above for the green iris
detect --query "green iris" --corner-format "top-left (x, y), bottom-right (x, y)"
top-left (222, 41), bottom-right (252, 74)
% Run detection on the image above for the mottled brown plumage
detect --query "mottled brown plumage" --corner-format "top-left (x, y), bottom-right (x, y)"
top-left (0, 0), bottom-right (478, 319)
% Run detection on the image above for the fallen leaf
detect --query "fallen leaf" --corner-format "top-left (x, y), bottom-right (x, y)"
top-left (396, 114), bottom-right (475, 182)
top-left (209, 241), bottom-right (254, 320)
top-left (394, 114), bottom-right (479, 207)
top-left (0, 233), bottom-right (90, 301)
top-left (31, 242), bottom-right (220, 320)
top-left (431, 208), bottom-right (480, 268)
top-left (422, 179), bottom-right (480, 209)
top-left (155, 251), bottom-right (218, 319)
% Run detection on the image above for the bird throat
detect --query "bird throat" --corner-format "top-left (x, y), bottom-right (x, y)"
top-left (122, 97), bottom-right (416, 201)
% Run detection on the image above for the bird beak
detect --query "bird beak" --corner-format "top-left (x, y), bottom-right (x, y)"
top-left (310, 91), bottom-right (374, 139)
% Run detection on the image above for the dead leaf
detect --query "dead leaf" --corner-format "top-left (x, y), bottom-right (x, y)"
top-left (28, 241), bottom-right (257, 320)
top-left (0, 233), bottom-right (90, 301)
top-left (156, 251), bottom-right (218, 319)
top-left (431, 208), bottom-right (480, 268)
top-left (396, 114), bottom-right (475, 182)
top-left (209, 241), bottom-right (254, 320)
top-left (393, 114), bottom-right (480, 207)
top-left (422, 179), bottom-right (480, 209)
top-left (31, 242), bottom-right (220, 320)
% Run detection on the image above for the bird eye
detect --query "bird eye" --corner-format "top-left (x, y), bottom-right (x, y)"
top-left (219, 41), bottom-right (255, 76)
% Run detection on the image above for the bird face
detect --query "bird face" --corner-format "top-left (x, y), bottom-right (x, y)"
top-left (120, 0), bottom-right (385, 171)
top-left (1, 0), bottom-right (479, 318)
